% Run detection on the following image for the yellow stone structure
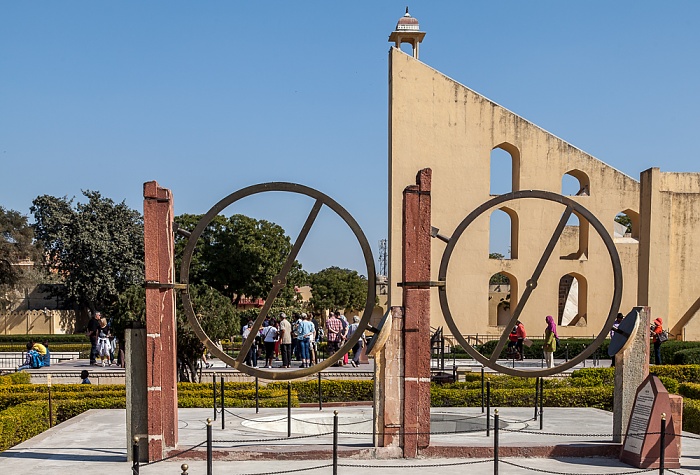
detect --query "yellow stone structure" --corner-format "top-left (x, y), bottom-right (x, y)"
top-left (388, 20), bottom-right (700, 341)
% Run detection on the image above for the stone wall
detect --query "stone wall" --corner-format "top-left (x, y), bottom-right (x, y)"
top-left (0, 309), bottom-right (76, 335)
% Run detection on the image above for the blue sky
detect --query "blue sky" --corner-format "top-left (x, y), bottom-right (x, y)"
top-left (2, 2), bottom-right (699, 274)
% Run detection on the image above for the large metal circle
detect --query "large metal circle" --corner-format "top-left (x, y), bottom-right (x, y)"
top-left (179, 182), bottom-right (376, 380)
top-left (438, 190), bottom-right (623, 377)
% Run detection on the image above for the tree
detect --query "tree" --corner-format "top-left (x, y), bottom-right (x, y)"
top-left (308, 266), bottom-right (369, 313)
top-left (31, 191), bottom-right (144, 317)
top-left (615, 214), bottom-right (632, 234)
top-left (109, 283), bottom-right (238, 382)
top-left (488, 253), bottom-right (509, 285)
top-left (174, 213), bottom-right (306, 307)
top-left (0, 207), bottom-right (42, 309)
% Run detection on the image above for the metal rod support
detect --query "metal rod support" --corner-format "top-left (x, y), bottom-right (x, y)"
top-left (221, 376), bottom-right (225, 430)
top-left (212, 373), bottom-right (217, 421)
top-left (206, 418), bottom-right (213, 475)
top-left (660, 414), bottom-right (666, 475)
top-left (494, 410), bottom-right (499, 475)
top-left (255, 376), bottom-right (259, 414)
top-left (333, 410), bottom-right (339, 475)
top-left (481, 367), bottom-right (485, 413)
top-left (486, 380), bottom-right (491, 437)
top-left (539, 377), bottom-right (544, 430)
top-left (534, 377), bottom-right (539, 421)
top-left (318, 372), bottom-right (323, 411)
top-left (287, 381), bottom-right (292, 438)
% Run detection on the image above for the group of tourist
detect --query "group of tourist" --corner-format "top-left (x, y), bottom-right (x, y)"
top-left (239, 310), bottom-right (366, 369)
top-left (86, 311), bottom-right (120, 367)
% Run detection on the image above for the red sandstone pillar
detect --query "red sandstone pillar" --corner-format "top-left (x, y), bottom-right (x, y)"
top-left (401, 168), bottom-right (432, 457)
top-left (143, 181), bottom-right (178, 460)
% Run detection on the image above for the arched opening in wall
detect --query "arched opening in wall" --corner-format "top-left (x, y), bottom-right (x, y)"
top-left (488, 272), bottom-right (517, 327)
top-left (562, 170), bottom-right (590, 196)
top-left (489, 207), bottom-right (518, 259)
top-left (614, 209), bottom-right (640, 241)
top-left (558, 273), bottom-right (588, 327)
top-left (399, 42), bottom-right (415, 56)
top-left (490, 143), bottom-right (520, 195)
top-left (560, 211), bottom-right (589, 260)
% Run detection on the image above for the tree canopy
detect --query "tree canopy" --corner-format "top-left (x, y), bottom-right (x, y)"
top-left (308, 266), bottom-right (369, 313)
top-left (109, 283), bottom-right (237, 382)
top-left (31, 191), bottom-right (144, 314)
top-left (174, 213), bottom-right (306, 307)
top-left (0, 207), bottom-right (42, 309)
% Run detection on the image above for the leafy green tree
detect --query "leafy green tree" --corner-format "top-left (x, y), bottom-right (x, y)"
top-left (308, 266), bottom-right (369, 313)
top-left (110, 283), bottom-right (238, 382)
top-left (174, 213), bottom-right (306, 307)
top-left (31, 191), bottom-right (144, 316)
top-left (488, 253), bottom-right (510, 285)
top-left (615, 214), bottom-right (632, 234)
top-left (0, 207), bottom-right (42, 309)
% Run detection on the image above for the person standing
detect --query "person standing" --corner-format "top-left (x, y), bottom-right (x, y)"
top-left (297, 313), bottom-right (315, 368)
top-left (86, 311), bottom-right (102, 365)
top-left (326, 311), bottom-right (343, 366)
top-left (610, 313), bottom-right (624, 367)
top-left (347, 316), bottom-right (365, 367)
top-left (543, 315), bottom-right (558, 368)
top-left (515, 320), bottom-right (527, 360)
top-left (242, 320), bottom-right (258, 367)
top-left (651, 317), bottom-right (664, 365)
top-left (261, 319), bottom-right (279, 368)
top-left (279, 312), bottom-right (293, 368)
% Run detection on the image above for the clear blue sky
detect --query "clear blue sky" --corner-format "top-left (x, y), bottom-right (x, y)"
top-left (2, 2), bottom-right (699, 274)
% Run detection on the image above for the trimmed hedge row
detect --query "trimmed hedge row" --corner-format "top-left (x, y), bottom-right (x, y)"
top-left (684, 398), bottom-right (700, 434)
top-left (0, 401), bottom-right (50, 451)
top-left (0, 372), bottom-right (31, 386)
top-left (0, 334), bottom-right (89, 344)
top-left (679, 383), bottom-right (700, 400)
top-left (431, 386), bottom-right (614, 410)
top-left (267, 380), bottom-right (374, 403)
top-left (673, 348), bottom-right (700, 365)
top-left (440, 376), bottom-right (567, 390)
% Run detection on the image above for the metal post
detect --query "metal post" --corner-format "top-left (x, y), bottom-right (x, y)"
top-left (440, 331), bottom-right (445, 371)
top-left (494, 409), bottom-right (499, 475)
top-left (481, 367), bottom-right (485, 413)
top-left (539, 377), bottom-right (544, 430)
top-left (534, 377), bottom-right (539, 421)
top-left (47, 381), bottom-right (53, 428)
top-left (181, 463), bottom-right (189, 475)
top-left (212, 372), bottom-right (217, 421)
top-left (486, 380), bottom-right (491, 436)
top-left (287, 381), bottom-right (292, 438)
top-left (333, 410), bottom-right (339, 475)
top-left (206, 418), bottom-right (213, 475)
top-left (132, 436), bottom-right (140, 474)
top-left (220, 376), bottom-right (225, 430)
top-left (565, 344), bottom-right (569, 362)
top-left (318, 371), bottom-right (323, 411)
top-left (659, 413), bottom-right (666, 475)
top-left (255, 376), bottom-right (259, 414)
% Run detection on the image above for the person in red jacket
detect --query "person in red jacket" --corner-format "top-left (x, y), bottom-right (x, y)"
top-left (515, 320), bottom-right (527, 360)
top-left (651, 317), bottom-right (664, 365)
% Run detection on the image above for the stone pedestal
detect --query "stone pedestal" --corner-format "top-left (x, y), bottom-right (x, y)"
top-left (126, 328), bottom-right (147, 462)
top-left (377, 306), bottom-right (404, 452)
top-left (613, 306), bottom-right (650, 442)
top-left (142, 181), bottom-right (178, 460)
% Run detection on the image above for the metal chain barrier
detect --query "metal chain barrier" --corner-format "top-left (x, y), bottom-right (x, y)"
top-left (500, 459), bottom-right (658, 475)
top-left (139, 440), bottom-right (208, 466)
top-left (233, 464), bottom-right (334, 475)
top-left (338, 459), bottom-right (491, 469)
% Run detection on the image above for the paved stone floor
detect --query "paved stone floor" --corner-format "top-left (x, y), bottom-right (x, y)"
top-left (1, 407), bottom-right (697, 474)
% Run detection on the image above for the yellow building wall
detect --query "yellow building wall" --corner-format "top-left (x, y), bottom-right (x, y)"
top-left (389, 48), bottom-right (641, 339)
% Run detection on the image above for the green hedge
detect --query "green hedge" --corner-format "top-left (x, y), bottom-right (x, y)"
top-left (0, 373), bottom-right (31, 386)
top-left (679, 383), bottom-right (700, 400)
top-left (0, 334), bottom-right (89, 344)
top-left (656, 341), bottom-right (700, 365)
top-left (0, 401), bottom-right (50, 451)
top-left (475, 338), bottom-right (610, 361)
top-left (684, 398), bottom-right (700, 434)
top-left (440, 376), bottom-right (567, 390)
top-left (650, 365), bottom-right (700, 383)
top-left (672, 348), bottom-right (700, 365)
top-left (431, 386), bottom-right (614, 410)
top-left (267, 380), bottom-right (373, 403)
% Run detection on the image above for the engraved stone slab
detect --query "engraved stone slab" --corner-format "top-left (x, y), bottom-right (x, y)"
top-left (620, 374), bottom-right (680, 468)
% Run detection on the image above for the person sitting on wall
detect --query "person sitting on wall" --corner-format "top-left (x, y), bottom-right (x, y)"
top-left (31, 340), bottom-right (51, 367)
top-left (17, 342), bottom-right (44, 371)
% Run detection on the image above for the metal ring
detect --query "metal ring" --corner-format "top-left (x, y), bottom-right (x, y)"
top-left (438, 190), bottom-right (623, 377)
top-left (179, 182), bottom-right (376, 380)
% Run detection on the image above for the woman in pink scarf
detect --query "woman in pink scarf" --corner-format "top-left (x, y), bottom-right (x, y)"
top-left (544, 315), bottom-right (558, 368)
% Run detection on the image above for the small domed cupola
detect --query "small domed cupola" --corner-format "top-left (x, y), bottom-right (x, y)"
top-left (389, 7), bottom-right (426, 59)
